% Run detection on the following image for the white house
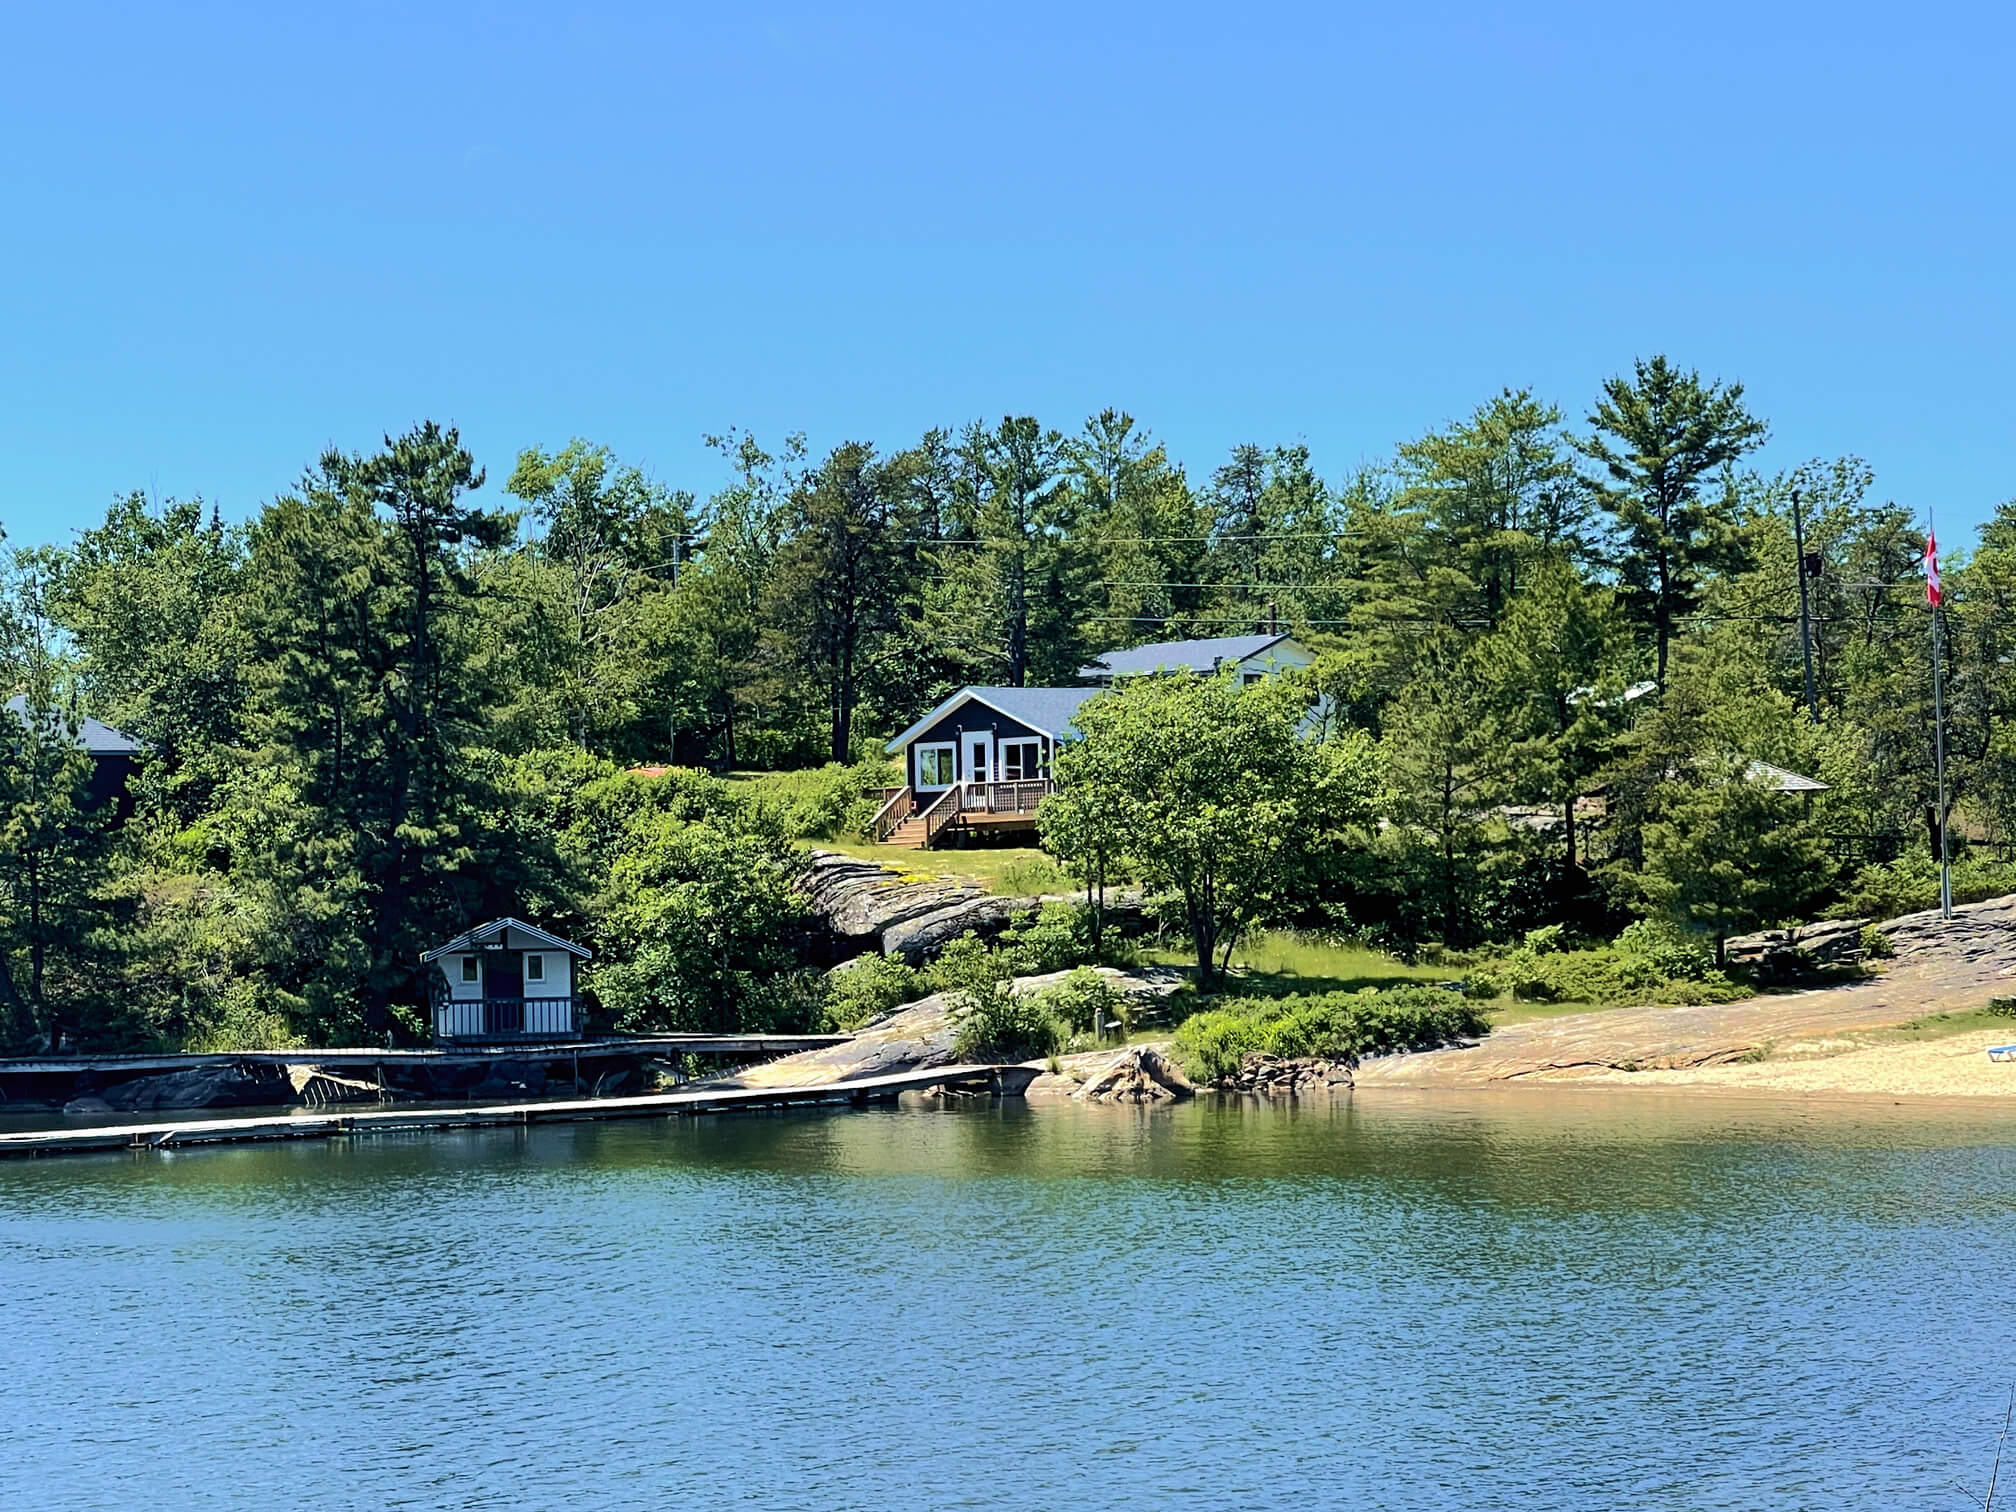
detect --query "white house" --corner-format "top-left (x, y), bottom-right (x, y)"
top-left (419, 918), bottom-right (591, 1040)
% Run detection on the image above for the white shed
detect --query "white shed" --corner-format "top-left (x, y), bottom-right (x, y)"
top-left (420, 918), bottom-right (592, 1040)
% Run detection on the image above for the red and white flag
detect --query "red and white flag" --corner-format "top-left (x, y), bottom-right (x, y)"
top-left (1926, 529), bottom-right (1942, 607)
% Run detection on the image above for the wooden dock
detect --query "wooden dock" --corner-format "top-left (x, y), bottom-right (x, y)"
top-left (0, 1063), bottom-right (1041, 1160)
top-left (0, 1034), bottom-right (852, 1079)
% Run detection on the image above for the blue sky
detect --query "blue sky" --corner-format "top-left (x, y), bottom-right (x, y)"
top-left (3, 2), bottom-right (2011, 547)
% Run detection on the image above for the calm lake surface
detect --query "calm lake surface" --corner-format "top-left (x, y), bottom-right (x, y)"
top-left (4, 1092), bottom-right (2013, 1511)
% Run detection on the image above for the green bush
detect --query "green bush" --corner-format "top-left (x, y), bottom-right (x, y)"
top-left (1170, 986), bottom-right (1488, 1084)
top-left (1858, 925), bottom-right (1896, 960)
top-left (1615, 917), bottom-right (1715, 978)
top-left (781, 760), bottom-right (898, 841)
top-left (1833, 854), bottom-right (2016, 921)
top-left (995, 903), bottom-right (1092, 976)
top-left (1470, 922), bottom-right (1744, 1008)
top-left (821, 953), bottom-right (922, 1031)
top-left (949, 979), bottom-right (1062, 1063)
top-left (1035, 967), bottom-right (1121, 1037)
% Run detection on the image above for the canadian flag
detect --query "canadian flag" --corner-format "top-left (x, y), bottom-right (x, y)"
top-left (1926, 529), bottom-right (1942, 608)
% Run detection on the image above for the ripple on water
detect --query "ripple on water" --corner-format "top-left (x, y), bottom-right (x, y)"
top-left (1, 1092), bottom-right (2013, 1511)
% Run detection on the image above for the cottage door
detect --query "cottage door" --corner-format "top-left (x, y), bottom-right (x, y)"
top-left (482, 950), bottom-right (525, 1035)
top-left (966, 734), bottom-right (991, 788)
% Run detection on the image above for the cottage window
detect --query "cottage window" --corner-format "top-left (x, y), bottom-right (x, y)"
top-left (526, 954), bottom-right (545, 983)
top-left (916, 744), bottom-right (956, 788)
top-left (1242, 671), bottom-right (1264, 687)
top-left (460, 956), bottom-right (478, 983)
top-left (1000, 739), bottom-right (1043, 781)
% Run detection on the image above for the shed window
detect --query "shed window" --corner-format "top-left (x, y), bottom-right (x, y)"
top-left (526, 954), bottom-right (545, 983)
top-left (460, 956), bottom-right (478, 983)
top-left (1242, 671), bottom-right (1265, 686)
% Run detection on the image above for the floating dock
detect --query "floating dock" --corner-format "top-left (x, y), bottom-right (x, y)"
top-left (0, 1034), bottom-right (853, 1079)
top-left (0, 1063), bottom-right (1040, 1160)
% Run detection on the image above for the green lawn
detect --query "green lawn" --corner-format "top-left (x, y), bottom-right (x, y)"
top-left (1143, 930), bottom-right (1462, 996)
top-left (810, 839), bottom-right (1070, 897)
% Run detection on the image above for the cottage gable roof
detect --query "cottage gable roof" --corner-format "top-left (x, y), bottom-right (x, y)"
top-left (420, 917), bottom-right (592, 964)
top-left (4, 696), bottom-right (142, 756)
top-left (885, 686), bottom-right (1100, 752)
top-left (1746, 759), bottom-right (1829, 794)
top-left (1081, 633), bottom-right (1300, 679)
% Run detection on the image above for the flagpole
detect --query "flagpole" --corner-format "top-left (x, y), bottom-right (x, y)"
top-left (1928, 516), bottom-right (1953, 920)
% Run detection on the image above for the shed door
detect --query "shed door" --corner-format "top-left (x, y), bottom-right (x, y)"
top-left (482, 950), bottom-right (524, 1035)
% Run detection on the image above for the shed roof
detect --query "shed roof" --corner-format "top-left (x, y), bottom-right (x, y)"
top-left (4, 696), bottom-right (142, 756)
top-left (1081, 633), bottom-right (1298, 678)
top-left (420, 917), bottom-right (592, 964)
top-left (885, 686), bottom-right (1100, 751)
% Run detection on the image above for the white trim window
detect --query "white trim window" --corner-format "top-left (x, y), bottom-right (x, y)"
top-left (460, 956), bottom-right (479, 983)
top-left (1000, 738), bottom-right (1044, 781)
top-left (915, 743), bottom-right (956, 789)
top-left (526, 954), bottom-right (545, 984)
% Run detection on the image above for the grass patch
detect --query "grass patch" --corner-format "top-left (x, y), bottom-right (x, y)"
top-left (1143, 930), bottom-right (1459, 996)
top-left (1867, 1007), bottom-right (2013, 1044)
top-left (812, 839), bottom-right (1067, 896)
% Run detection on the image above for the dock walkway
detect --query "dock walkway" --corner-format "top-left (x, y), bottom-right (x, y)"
top-left (0, 1034), bottom-right (851, 1079)
top-left (0, 1063), bottom-right (1039, 1160)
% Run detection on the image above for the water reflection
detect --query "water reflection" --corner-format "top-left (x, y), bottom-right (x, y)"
top-left (3, 1093), bottom-right (2012, 1511)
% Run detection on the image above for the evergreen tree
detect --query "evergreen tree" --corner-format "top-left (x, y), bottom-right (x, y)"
top-left (1577, 356), bottom-right (1767, 685)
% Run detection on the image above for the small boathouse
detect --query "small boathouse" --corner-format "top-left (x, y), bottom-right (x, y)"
top-left (420, 918), bottom-right (591, 1040)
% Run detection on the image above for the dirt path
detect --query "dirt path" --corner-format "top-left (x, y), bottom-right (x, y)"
top-left (1359, 894), bottom-right (2016, 1094)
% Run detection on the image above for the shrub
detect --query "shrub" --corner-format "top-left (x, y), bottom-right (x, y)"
top-left (782, 760), bottom-right (898, 841)
top-left (1523, 924), bottom-right (1567, 955)
top-left (949, 979), bottom-right (1061, 1063)
top-left (1858, 925), bottom-right (1896, 960)
top-left (935, 933), bottom-right (1062, 1063)
top-left (821, 954), bottom-right (922, 1031)
top-left (1036, 968), bottom-right (1120, 1037)
top-left (995, 903), bottom-right (1092, 976)
top-left (1615, 917), bottom-right (1715, 979)
top-left (1832, 855), bottom-right (2016, 921)
top-left (1170, 986), bottom-right (1488, 1084)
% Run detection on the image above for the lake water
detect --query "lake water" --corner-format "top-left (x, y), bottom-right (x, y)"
top-left (3, 1092), bottom-right (2014, 1511)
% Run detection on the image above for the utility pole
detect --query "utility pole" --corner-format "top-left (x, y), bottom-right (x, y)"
top-left (1927, 519), bottom-right (1952, 919)
top-left (1790, 488), bottom-right (1819, 722)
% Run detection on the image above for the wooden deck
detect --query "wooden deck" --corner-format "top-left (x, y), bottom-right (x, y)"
top-left (873, 780), bottom-right (1052, 849)
top-left (0, 1063), bottom-right (1043, 1159)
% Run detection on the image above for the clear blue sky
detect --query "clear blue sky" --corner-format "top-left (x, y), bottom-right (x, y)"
top-left (3, 2), bottom-right (2011, 547)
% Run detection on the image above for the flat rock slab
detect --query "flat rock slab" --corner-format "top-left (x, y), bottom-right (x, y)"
top-left (1362, 895), bottom-right (2016, 1089)
top-left (713, 967), bottom-right (1185, 1091)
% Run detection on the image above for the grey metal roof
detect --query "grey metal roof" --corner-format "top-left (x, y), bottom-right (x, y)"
top-left (1081, 633), bottom-right (1292, 678)
top-left (420, 917), bottom-right (592, 964)
top-left (885, 685), bottom-right (1101, 750)
top-left (4, 696), bottom-right (142, 756)
top-left (1746, 759), bottom-right (1829, 794)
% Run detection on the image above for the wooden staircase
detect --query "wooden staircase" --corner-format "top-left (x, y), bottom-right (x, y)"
top-left (883, 814), bottom-right (932, 849)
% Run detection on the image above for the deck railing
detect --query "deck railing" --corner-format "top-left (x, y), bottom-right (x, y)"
top-left (434, 996), bottom-right (580, 1040)
top-left (869, 785), bottom-right (916, 842)
top-left (957, 779), bottom-right (1052, 815)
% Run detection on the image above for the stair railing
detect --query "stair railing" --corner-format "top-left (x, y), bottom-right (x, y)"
top-left (869, 785), bottom-right (916, 842)
top-left (919, 783), bottom-right (965, 847)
